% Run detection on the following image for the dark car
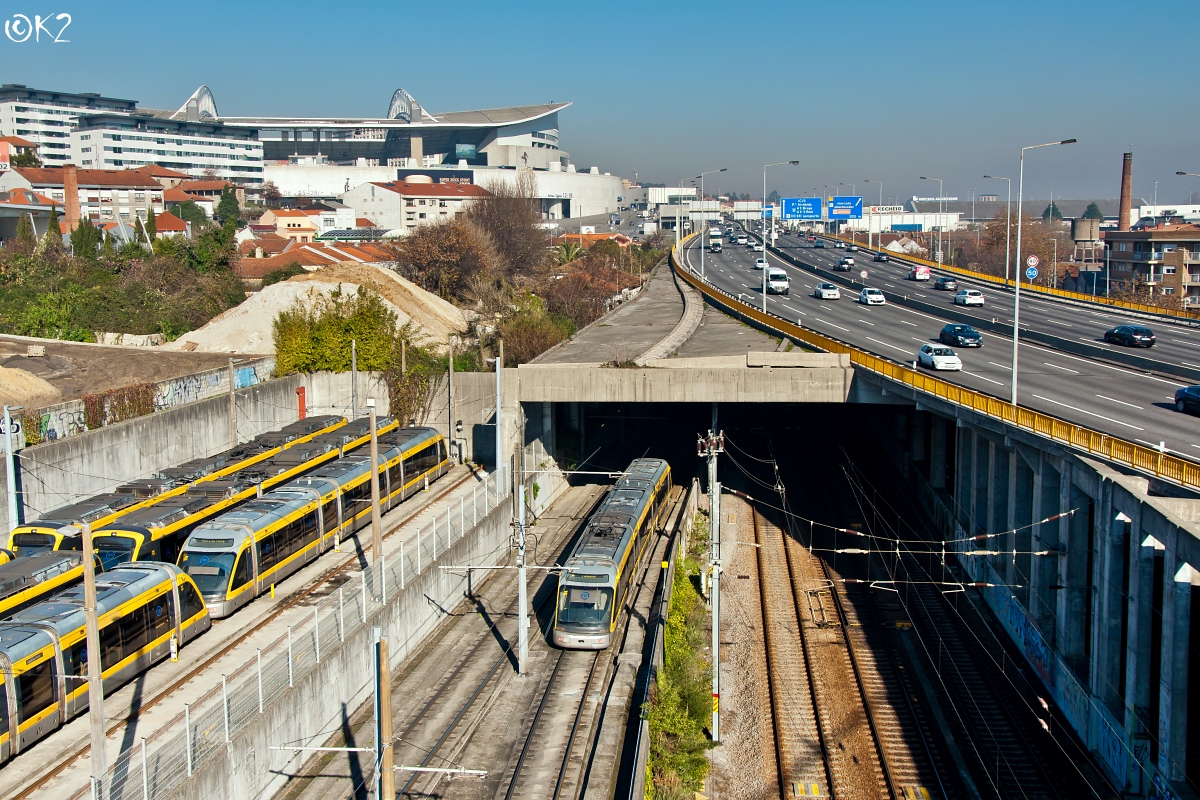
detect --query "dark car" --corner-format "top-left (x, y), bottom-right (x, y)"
top-left (940, 323), bottom-right (983, 347)
top-left (1176, 385), bottom-right (1200, 414)
top-left (873, 252), bottom-right (889, 262)
top-left (934, 277), bottom-right (958, 291)
top-left (1104, 325), bottom-right (1156, 347)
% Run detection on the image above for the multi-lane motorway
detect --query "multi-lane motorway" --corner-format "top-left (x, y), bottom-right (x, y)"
top-left (684, 226), bottom-right (1200, 460)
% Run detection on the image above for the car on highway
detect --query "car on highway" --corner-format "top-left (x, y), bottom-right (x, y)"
top-left (873, 252), bottom-right (889, 262)
top-left (813, 283), bottom-right (841, 300)
top-left (766, 268), bottom-right (790, 295)
top-left (752, 242), bottom-right (765, 252)
top-left (908, 265), bottom-right (931, 281)
top-left (1104, 325), bottom-right (1156, 348)
top-left (632, 236), bottom-right (639, 243)
top-left (834, 240), bottom-right (845, 249)
top-left (806, 235), bottom-right (816, 242)
top-left (813, 239), bottom-right (825, 248)
top-left (834, 257), bottom-right (853, 271)
top-left (859, 287), bottom-right (886, 305)
top-left (754, 257), bottom-right (768, 270)
top-left (939, 323), bottom-right (983, 347)
top-left (1176, 385), bottom-right (1200, 414)
top-left (847, 244), bottom-right (858, 252)
top-left (934, 277), bottom-right (958, 291)
top-left (954, 289), bottom-right (985, 306)
top-left (918, 344), bottom-right (963, 371)
top-left (737, 235), bottom-right (748, 245)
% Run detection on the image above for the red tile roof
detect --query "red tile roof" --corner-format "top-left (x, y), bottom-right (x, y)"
top-left (153, 210), bottom-right (187, 232)
top-left (238, 233), bottom-right (291, 256)
top-left (234, 243), bottom-right (395, 279)
top-left (0, 188), bottom-right (61, 208)
top-left (355, 217), bottom-right (376, 228)
top-left (162, 187), bottom-right (196, 203)
top-left (0, 135), bottom-right (37, 149)
top-left (11, 166), bottom-right (161, 189)
top-left (269, 209), bottom-right (311, 217)
top-left (180, 180), bottom-right (235, 192)
top-left (135, 165), bottom-right (190, 179)
top-left (370, 181), bottom-right (491, 198)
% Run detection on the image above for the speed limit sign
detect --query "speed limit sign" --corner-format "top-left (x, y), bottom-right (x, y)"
top-left (1026, 255), bottom-right (1039, 268)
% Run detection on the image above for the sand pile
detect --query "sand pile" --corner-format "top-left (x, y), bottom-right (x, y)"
top-left (286, 263), bottom-right (467, 341)
top-left (0, 366), bottom-right (62, 408)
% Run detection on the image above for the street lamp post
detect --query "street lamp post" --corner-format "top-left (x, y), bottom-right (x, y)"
top-left (919, 177), bottom-right (943, 263)
top-left (697, 168), bottom-right (727, 278)
top-left (983, 175), bottom-right (1012, 283)
top-left (864, 179), bottom-right (882, 249)
top-left (762, 161), bottom-right (799, 312)
top-left (1011, 139), bottom-right (1076, 406)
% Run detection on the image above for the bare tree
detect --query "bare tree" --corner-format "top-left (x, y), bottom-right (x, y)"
top-left (464, 169), bottom-right (550, 277)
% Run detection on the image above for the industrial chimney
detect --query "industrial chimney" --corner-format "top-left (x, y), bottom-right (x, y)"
top-left (1118, 152), bottom-right (1133, 231)
top-left (62, 164), bottom-right (80, 232)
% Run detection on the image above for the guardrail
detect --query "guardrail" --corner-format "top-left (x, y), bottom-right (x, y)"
top-left (820, 233), bottom-right (1200, 323)
top-left (672, 236), bottom-right (1200, 492)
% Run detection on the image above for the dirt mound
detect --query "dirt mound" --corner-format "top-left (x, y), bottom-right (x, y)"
top-left (286, 263), bottom-right (467, 343)
top-left (0, 365), bottom-right (62, 408)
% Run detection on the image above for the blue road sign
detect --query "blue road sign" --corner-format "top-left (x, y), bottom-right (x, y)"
top-left (829, 196), bottom-right (863, 219)
top-left (761, 206), bottom-right (773, 218)
top-left (1026, 266), bottom-right (1038, 280)
top-left (782, 197), bottom-right (822, 220)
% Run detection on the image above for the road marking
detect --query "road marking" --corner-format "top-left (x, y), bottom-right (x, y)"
top-left (865, 336), bottom-right (910, 354)
top-left (821, 304), bottom-right (833, 310)
top-left (1183, 362), bottom-right (1200, 369)
top-left (1046, 319), bottom-right (1073, 327)
top-left (858, 319), bottom-right (876, 326)
top-left (965, 371), bottom-right (1006, 386)
top-left (1031, 395), bottom-right (1144, 430)
top-left (900, 320), bottom-right (918, 326)
top-left (988, 361), bottom-right (1012, 371)
top-left (782, 304), bottom-right (803, 315)
top-left (914, 293), bottom-right (928, 298)
top-left (1095, 394), bottom-right (1144, 409)
top-left (884, 282), bottom-right (897, 288)
top-left (1044, 362), bottom-right (1080, 374)
top-left (814, 317), bottom-right (850, 332)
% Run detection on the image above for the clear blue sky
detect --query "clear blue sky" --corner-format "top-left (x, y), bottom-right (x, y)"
top-left (7, 0), bottom-right (1198, 203)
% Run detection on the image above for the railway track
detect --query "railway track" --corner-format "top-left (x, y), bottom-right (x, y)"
top-left (10, 467), bottom-right (482, 800)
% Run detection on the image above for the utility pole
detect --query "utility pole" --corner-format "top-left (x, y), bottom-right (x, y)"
top-left (494, 340), bottom-right (503, 479)
top-left (81, 521), bottom-right (107, 791)
top-left (516, 483), bottom-right (529, 675)
top-left (4, 404), bottom-right (21, 534)
top-left (351, 339), bottom-right (358, 419)
top-left (697, 406), bottom-right (724, 742)
top-left (368, 399), bottom-right (382, 560)
top-left (447, 338), bottom-right (455, 461)
top-left (374, 627), bottom-right (394, 800)
top-left (228, 358), bottom-right (237, 447)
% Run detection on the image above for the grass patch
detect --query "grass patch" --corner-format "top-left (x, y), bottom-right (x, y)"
top-left (646, 510), bottom-right (712, 797)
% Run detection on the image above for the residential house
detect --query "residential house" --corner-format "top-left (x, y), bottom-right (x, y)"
top-left (1105, 223), bottom-right (1200, 306)
top-left (153, 209), bottom-right (189, 239)
top-left (0, 165), bottom-right (163, 226)
top-left (234, 242), bottom-right (397, 287)
top-left (341, 178), bottom-right (490, 235)
top-left (0, 187), bottom-right (63, 244)
top-left (135, 164), bottom-right (191, 190)
top-left (259, 208), bottom-right (319, 243)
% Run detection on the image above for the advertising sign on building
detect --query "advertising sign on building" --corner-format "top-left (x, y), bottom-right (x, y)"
top-left (868, 205), bottom-right (905, 214)
top-left (454, 144), bottom-right (477, 159)
top-left (828, 196), bottom-right (863, 219)
top-left (782, 197), bottom-right (822, 220)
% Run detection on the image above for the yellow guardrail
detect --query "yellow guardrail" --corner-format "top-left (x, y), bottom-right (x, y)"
top-left (672, 238), bottom-right (1200, 491)
top-left (822, 233), bottom-right (1200, 322)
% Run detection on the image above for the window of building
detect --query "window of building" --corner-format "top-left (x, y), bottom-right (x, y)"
top-left (1165, 266), bottom-right (1176, 274)
top-left (1163, 287), bottom-right (1175, 294)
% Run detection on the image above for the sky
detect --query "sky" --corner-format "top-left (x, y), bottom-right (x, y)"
top-left (5, 0), bottom-right (1199, 203)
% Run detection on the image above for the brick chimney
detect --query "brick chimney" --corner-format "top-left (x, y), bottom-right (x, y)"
top-left (62, 164), bottom-right (80, 232)
top-left (1118, 152), bottom-right (1132, 232)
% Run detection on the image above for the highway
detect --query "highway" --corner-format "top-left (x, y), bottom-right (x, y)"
top-left (683, 228), bottom-right (1200, 461)
top-left (774, 229), bottom-right (1200, 376)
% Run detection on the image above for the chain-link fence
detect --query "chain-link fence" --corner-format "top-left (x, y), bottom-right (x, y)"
top-left (73, 463), bottom-right (510, 800)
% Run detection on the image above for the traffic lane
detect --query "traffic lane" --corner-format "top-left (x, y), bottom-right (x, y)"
top-left (686, 239), bottom-right (1200, 457)
top-left (771, 236), bottom-right (1200, 372)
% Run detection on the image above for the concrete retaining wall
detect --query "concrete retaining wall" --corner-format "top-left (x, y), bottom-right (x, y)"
top-left (169, 491), bottom-right (515, 800)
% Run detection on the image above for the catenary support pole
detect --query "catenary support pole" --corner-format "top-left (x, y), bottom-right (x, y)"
top-left (494, 340), bottom-right (503, 476)
top-left (228, 358), bottom-right (237, 447)
top-left (517, 484), bottom-right (528, 675)
top-left (368, 400), bottom-right (382, 561)
top-left (82, 521), bottom-right (107, 783)
top-left (3, 405), bottom-right (21, 534)
top-left (351, 339), bottom-right (357, 419)
top-left (378, 632), bottom-right (394, 800)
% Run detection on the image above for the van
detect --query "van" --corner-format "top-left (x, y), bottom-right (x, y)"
top-left (909, 265), bottom-right (931, 281)
top-left (766, 267), bottom-right (790, 295)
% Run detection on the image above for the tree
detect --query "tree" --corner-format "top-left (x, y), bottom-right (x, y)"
top-left (10, 150), bottom-right (41, 168)
top-left (42, 207), bottom-right (63, 247)
top-left (70, 219), bottom-right (103, 259)
top-left (556, 241), bottom-right (584, 265)
top-left (465, 171), bottom-right (549, 277)
top-left (1082, 202), bottom-right (1104, 220)
top-left (172, 201), bottom-right (207, 228)
top-left (393, 217), bottom-right (493, 298)
top-left (1042, 201), bottom-right (1063, 222)
top-left (767, 190), bottom-right (781, 205)
top-left (102, 230), bottom-right (115, 259)
top-left (134, 215), bottom-right (147, 244)
top-left (15, 212), bottom-right (34, 245)
top-left (216, 186), bottom-right (241, 224)
top-left (145, 207), bottom-right (157, 239)
top-left (261, 180), bottom-right (282, 206)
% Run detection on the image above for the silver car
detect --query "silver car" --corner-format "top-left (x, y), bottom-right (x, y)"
top-left (813, 282), bottom-right (840, 300)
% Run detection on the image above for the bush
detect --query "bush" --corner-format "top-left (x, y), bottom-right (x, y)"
top-left (273, 284), bottom-right (398, 376)
top-left (261, 262), bottom-right (307, 287)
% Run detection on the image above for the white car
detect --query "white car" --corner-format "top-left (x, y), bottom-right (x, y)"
top-left (765, 267), bottom-right (790, 295)
top-left (752, 242), bottom-right (765, 252)
top-left (954, 289), bottom-right (985, 306)
top-left (834, 240), bottom-right (846, 249)
top-left (813, 282), bottom-right (841, 300)
top-left (859, 287), bottom-right (886, 305)
top-left (918, 344), bottom-right (963, 371)
top-left (754, 257), bottom-right (768, 270)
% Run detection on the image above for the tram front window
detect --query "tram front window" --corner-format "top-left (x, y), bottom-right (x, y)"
top-left (557, 586), bottom-right (613, 628)
top-left (95, 536), bottom-right (137, 569)
top-left (182, 552), bottom-right (237, 597)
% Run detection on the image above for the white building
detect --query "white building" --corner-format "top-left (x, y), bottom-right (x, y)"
top-left (342, 177), bottom-right (490, 234)
top-left (0, 84), bottom-right (136, 164)
top-left (0, 165), bottom-right (163, 224)
top-left (648, 186), bottom-right (696, 205)
top-left (842, 210), bottom-right (963, 233)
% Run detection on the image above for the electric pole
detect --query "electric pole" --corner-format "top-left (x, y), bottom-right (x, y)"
top-left (81, 521), bottom-right (107, 790)
top-left (368, 399), bottom-right (382, 561)
top-left (697, 405), bottom-right (724, 742)
top-left (516, 484), bottom-right (529, 675)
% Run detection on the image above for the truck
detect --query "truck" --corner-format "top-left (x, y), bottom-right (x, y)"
top-left (708, 228), bottom-right (723, 252)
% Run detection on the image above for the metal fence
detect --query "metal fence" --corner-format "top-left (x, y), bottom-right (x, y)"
top-left (74, 463), bottom-right (509, 800)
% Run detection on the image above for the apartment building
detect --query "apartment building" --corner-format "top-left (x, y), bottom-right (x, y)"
top-left (342, 178), bottom-right (489, 234)
top-left (0, 166), bottom-right (163, 224)
top-left (0, 84), bottom-right (136, 164)
top-left (1105, 223), bottom-right (1200, 306)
